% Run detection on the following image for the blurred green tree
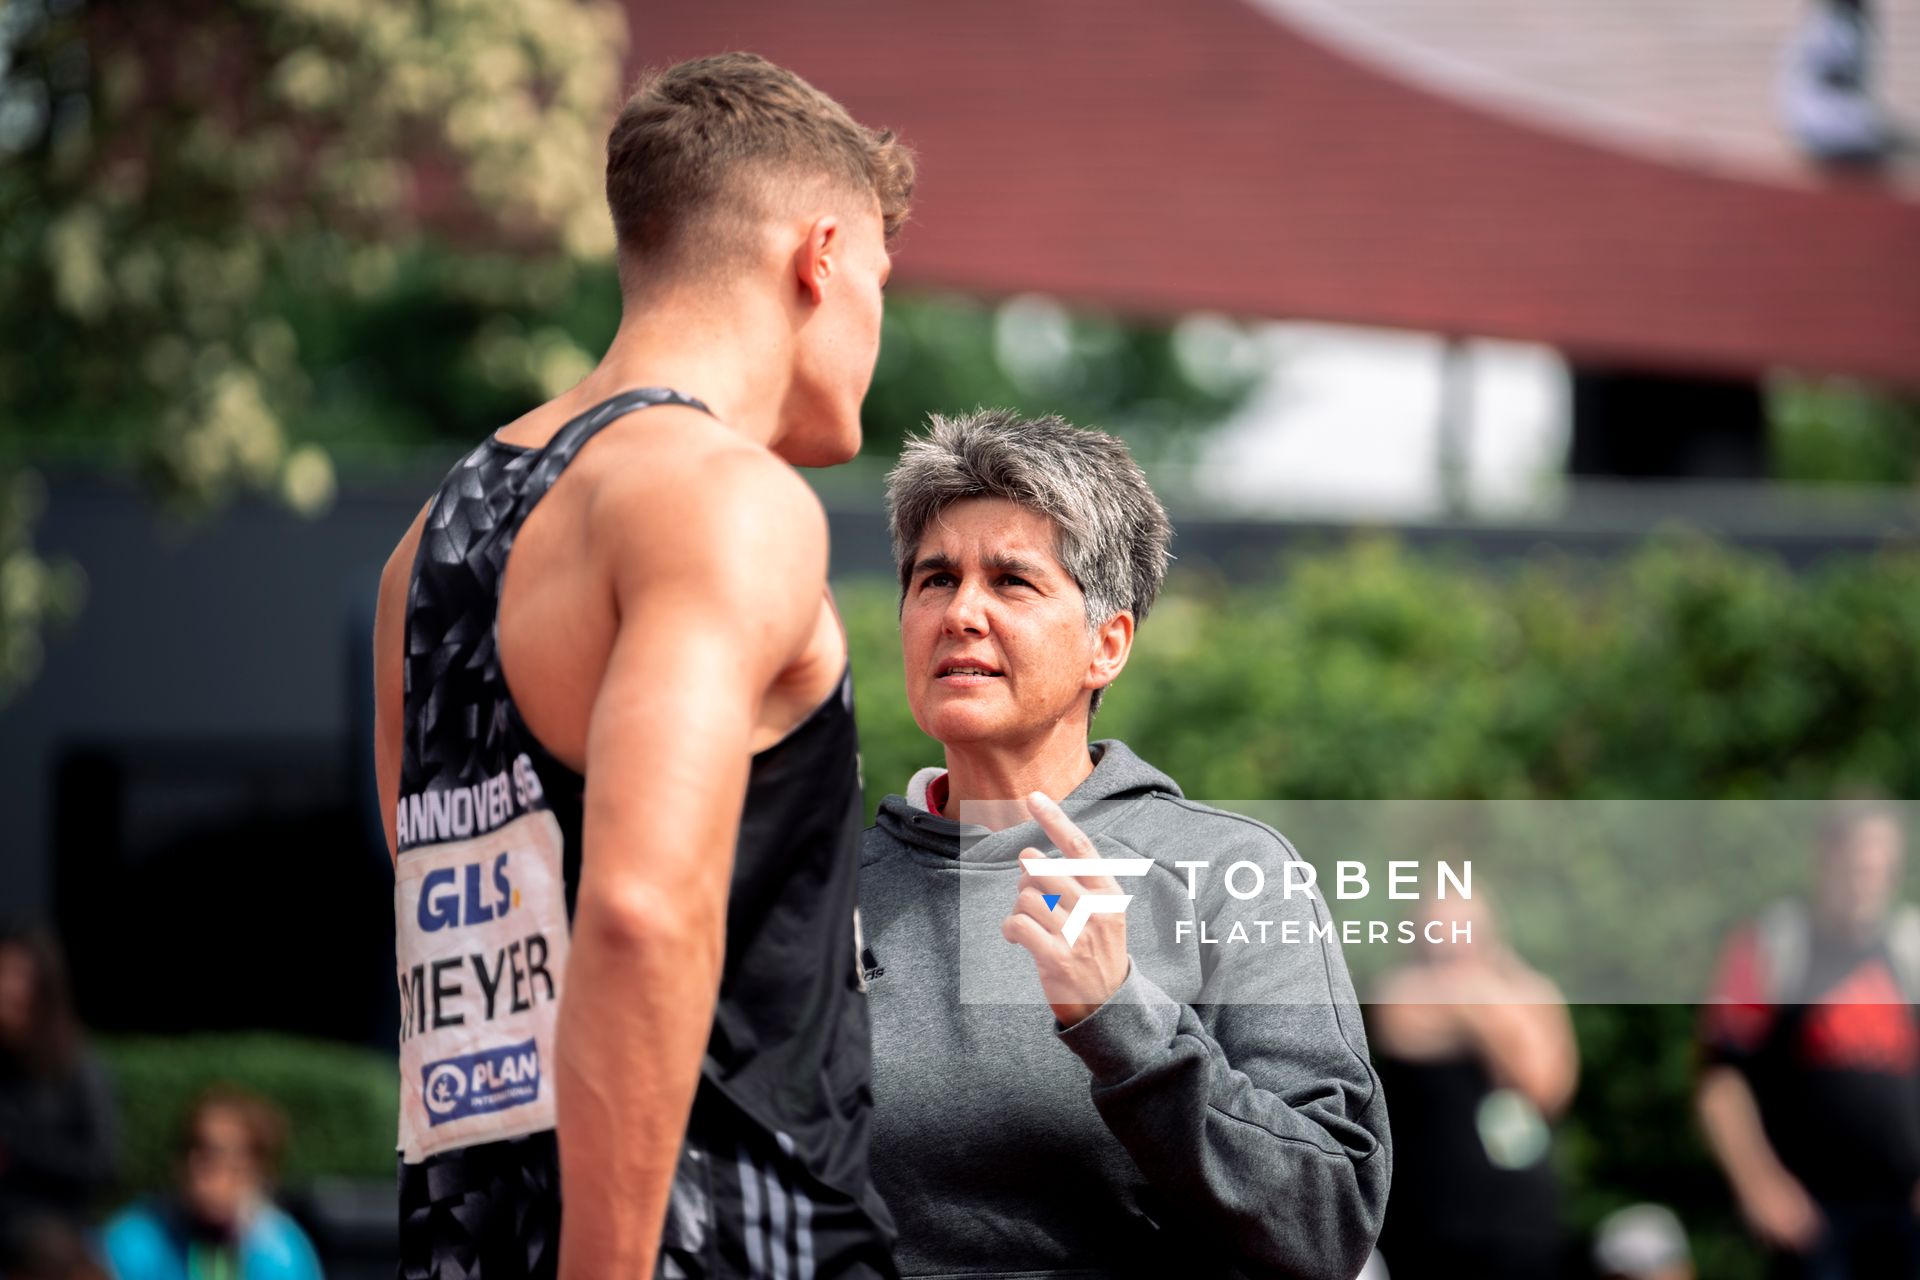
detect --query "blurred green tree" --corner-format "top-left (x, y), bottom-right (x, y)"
top-left (862, 293), bottom-right (1263, 462)
top-left (0, 0), bottom-right (627, 693)
top-left (0, 472), bottom-right (85, 699)
top-left (1, 0), bottom-right (625, 499)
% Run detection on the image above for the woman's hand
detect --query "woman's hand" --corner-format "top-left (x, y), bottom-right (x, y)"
top-left (1001, 791), bottom-right (1133, 1027)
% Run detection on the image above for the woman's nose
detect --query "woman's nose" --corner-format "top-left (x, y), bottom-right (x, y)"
top-left (943, 580), bottom-right (990, 636)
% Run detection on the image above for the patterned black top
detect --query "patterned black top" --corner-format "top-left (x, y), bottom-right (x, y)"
top-left (392, 389), bottom-right (893, 1279)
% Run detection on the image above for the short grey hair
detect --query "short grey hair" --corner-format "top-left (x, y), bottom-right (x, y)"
top-left (885, 410), bottom-right (1173, 714)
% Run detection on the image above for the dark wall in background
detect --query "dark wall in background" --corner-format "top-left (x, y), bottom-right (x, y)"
top-left (3, 474), bottom-right (423, 1046)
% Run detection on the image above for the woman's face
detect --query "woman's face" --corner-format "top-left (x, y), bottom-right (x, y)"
top-left (900, 497), bottom-right (1108, 751)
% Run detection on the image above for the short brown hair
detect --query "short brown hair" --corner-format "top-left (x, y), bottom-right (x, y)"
top-left (606, 53), bottom-right (914, 271)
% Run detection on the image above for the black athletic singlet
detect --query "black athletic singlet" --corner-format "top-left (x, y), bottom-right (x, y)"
top-left (392, 389), bottom-right (895, 1279)
top-left (1371, 1053), bottom-right (1559, 1280)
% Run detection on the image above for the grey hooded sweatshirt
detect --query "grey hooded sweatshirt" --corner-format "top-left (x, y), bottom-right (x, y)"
top-left (860, 741), bottom-right (1390, 1280)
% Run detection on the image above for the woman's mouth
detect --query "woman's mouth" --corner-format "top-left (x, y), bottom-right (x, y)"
top-left (936, 660), bottom-right (1004, 685)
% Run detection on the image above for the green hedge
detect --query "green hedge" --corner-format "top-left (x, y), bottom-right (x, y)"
top-left (100, 1034), bottom-right (396, 1195)
top-left (843, 533), bottom-right (1920, 806)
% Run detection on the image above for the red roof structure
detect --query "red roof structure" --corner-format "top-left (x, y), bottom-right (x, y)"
top-left (628, 0), bottom-right (1920, 386)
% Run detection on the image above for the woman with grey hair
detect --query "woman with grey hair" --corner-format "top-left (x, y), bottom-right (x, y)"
top-left (859, 410), bottom-right (1390, 1280)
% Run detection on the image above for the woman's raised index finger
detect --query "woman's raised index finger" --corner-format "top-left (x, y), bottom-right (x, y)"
top-left (1026, 791), bottom-right (1096, 859)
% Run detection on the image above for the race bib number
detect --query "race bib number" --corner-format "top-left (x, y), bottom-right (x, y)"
top-left (394, 810), bottom-right (570, 1163)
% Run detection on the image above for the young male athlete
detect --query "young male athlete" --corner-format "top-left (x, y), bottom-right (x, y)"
top-left (370, 54), bottom-right (913, 1279)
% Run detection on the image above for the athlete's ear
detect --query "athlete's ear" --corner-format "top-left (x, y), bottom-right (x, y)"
top-left (1085, 611), bottom-right (1135, 692)
top-left (796, 215), bottom-right (840, 307)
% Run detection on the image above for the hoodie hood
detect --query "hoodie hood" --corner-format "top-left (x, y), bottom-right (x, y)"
top-left (872, 739), bottom-right (1183, 866)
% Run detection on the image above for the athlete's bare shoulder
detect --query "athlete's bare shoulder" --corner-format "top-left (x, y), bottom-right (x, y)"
top-left (580, 418), bottom-right (829, 597)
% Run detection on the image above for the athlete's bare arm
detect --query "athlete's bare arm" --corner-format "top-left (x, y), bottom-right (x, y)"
top-left (552, 441), bottom-right (833, 1277)
top-left (1699, 1065), bottom-right (1822, 1251)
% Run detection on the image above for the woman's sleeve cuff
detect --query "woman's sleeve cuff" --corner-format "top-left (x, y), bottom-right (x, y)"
top-left (1056, 963), bottom-right (1184, 1083)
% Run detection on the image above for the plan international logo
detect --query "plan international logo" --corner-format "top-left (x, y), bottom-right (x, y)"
top-left (422, 1038), bottom-right (542, 1126)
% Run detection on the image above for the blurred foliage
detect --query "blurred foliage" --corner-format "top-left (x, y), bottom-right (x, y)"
top-left (0, 471), bottom-right (86, 700)
top-left (1561, 1003), bottom-right (1755, 1279)
top-left (0, 0), bottom-right (626, 695)
top-left (100, 1033), bottom-right (397, 1193)
top-left (0, 0), bottom-right (626, 503)
top-left (843, 533), bottom-right (1920, 1277)
top-left (1770, 375), bottom-right (1920, 487)
top-left (863, 294), bottom-right (1262, 462)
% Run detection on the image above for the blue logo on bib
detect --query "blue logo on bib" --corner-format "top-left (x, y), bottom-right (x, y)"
top-left (417, 853), bottom-right (514, 932)
top-left (422, 1039), bottom-right (540, 1125)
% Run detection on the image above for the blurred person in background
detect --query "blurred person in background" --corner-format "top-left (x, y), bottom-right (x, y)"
top-left (3, 1216), bottom-right (109, 1280)
top-left (0, 926), bottom-right (115, 1263)
top-left (1782, 0), bottom-right (1903, 164)
top-left (1698, 798), bottom-right (1920, 1278)
top-left (1367, 892), bottom-right (1578, 1280)
top-left (1592, 1203), bottom-right (1694, 1280)
top-left (101, 1087), bottom-right (320, 1280)
top-left (859, 411), bottom-right (1390, 1280)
